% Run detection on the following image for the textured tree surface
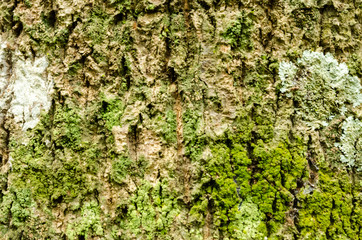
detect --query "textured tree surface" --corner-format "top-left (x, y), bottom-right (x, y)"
top-left (0, 0), bottom-right (361, 239)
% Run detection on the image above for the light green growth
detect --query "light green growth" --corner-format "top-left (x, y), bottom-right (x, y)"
top-left (68, 62), bottom-right (83, 76)
top-left (24, 15), bottom-right (70, 49)
top-left (85, 8), bottom-right (112, 45)
top-left (66, 201), bottom-right (104, 239)
top-left (0, 189), bottom-right (33, 227)
top-left (9, 103), bottom-right (99, 205)
top-left (111, 142), bottom-right (148, 184)
top-left (158, 110), bottom-right (177, 145)
top-left (116, 180), bottom-right (180, 239)
top-left (52, 104), bottom-right (82, 150)
top-left (296, 169), bottom-right (360, 239)
top-left (234, 196), bottom-right (266, 239)
top-left (335, 116), bottom-right (362, 171)
top-left (251, 140), bottom-right (308, 233)
top-left (191, 139), bottom-right (252, 237)
top-left (183, 109), bottom-right (206, 161)
top-left (99, 97), bottom-right (125, 131)
top-left (222, 12), bottom-right (253, 50)
top-left (108, 0), bottom-right (133, 15)
top-left (24, 0), bottom-right (32, 8)
top-left (279, 51), bottom-right (362, 129)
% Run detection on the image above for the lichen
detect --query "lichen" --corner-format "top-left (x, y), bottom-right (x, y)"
top-left (279, 51), bottom-right (362, 130)
top-left (334, 116), bottom-right (362, 171)
top-left (0, 40), bottom-right (53, 131)
top-left (279, 51), bottom-right (362, 170)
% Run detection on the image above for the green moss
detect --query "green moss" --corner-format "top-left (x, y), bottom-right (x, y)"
top-left (66, 201), bottom-right (103, 240)
top-left (109, 0), bottom-right (133, 16)
top-left (52, 104), bottom-right (82, 150)
top-left (8, 103), bottom-right (100, 206)
top-left (115, 179), bottom-right (180, 239)
top-left (297, 169), bottom-right (360, 239)
top-left (85, 8), bottom-right (112, 46)
top-left (183, 109), bottom-right (206, 161)
top-left (68, 62), bottom-right (83, 76)
top-left (24, 0), bottom-right (32, 8)
top-left (222, 12), bottom-right (254, 51)
top-left (99, 97), bottom-right (125, 131)
top-left (190, 128), bottom-right (309, 238)
top-left (251, 140), bottom-right (308, 225)
top-left (190, 134), bottom-right (253, 237)
top-left (111, 155), bottom-right (133, 184)
top-left (9, 188), bottom-right (33, 227)
top-left (158, 110), bottom-right (177, 145)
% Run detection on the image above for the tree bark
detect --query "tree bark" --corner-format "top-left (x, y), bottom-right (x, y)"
top-left (0, 0), bottom-right (361, 239)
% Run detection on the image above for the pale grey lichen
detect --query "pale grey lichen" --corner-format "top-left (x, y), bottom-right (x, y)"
top-left (279, 51), bottom-right (362, 170)
top-left (0, 39), bottom-right (53, 131)
top-left (279, 51), bottom-right (362, 130)
top-left (334, 116), bottom-right (362, 171)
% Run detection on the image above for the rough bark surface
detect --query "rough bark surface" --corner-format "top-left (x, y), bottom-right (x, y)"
top-left (0, 0), bottom-right (361, 239)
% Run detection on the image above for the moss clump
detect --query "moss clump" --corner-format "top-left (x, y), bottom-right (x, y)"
top-left (52, 104), bottom-right (82, 150)
top-left (190, 135), bottom-right (253, 238)
top-left (222, 12), bottom-right (253, 50)
top-left (183, 109), bottom-right (206, 161)
top-left (191, 128), bottom-right (309, 238)
top-left (251, 140), bottom-right (308, 230)
top-left (66, 201), bottom-right (104, 240)
top-left (115, 180), bottom-right (180, 239)
top-left (0, 189), bottom-right (33, 228)
top-left (9, 103), bottom-right (100, 204)
top-left (159, 110), bottom-right (177, 145)
top-left (111, 154), bottom-right (148, 185)
top-left (99, 97), bottom-right (125, 131)
top-left (85, 8), bottom-right (112, 46)
top-left (296, 168), bottom-right (360, 239)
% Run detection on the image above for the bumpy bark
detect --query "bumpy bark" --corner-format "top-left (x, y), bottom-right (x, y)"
top-left (0, 0), bottom-right (361, 239)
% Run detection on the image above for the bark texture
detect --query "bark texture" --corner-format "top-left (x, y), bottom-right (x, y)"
top-left (0, 0), bottom-right (361, 239)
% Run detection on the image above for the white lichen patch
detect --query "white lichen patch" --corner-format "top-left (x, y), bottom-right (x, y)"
top-left (279, 51), bottom-right (362, 170)
top-left (279, 51), bottom-right (362, 130)
top-left (0, 39), bottom-right (53, 131)
top-left (334, 117), bottom-right (362, 171)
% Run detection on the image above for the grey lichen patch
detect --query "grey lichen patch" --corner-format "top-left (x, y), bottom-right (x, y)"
top-left (334, 116), bottom-right (362, 171)
top-left (279, 51), bottom-right (362, 170)
top-left (279, 51), bottom-right (362, 130)
top-left (0, 39), bottom-right (53, 131)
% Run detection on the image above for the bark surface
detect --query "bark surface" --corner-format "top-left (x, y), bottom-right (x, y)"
top-left (0, 0), bottom-right (361, 239)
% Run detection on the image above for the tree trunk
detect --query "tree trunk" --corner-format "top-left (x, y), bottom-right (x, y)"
top-left (0, 0), bottom-right (361, 239)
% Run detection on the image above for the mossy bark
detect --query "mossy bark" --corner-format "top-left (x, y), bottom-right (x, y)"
top-left (0, 0), bottom-right (361, 239)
